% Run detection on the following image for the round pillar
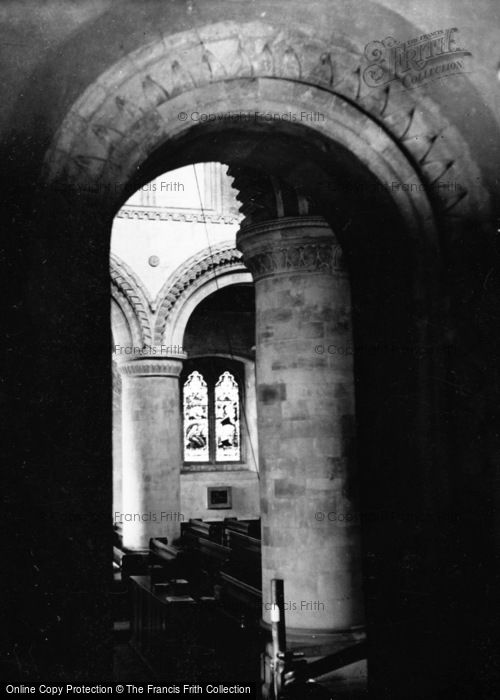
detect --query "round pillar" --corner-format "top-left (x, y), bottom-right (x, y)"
top-left (118, 353), bottom-right (185, 549)
top-left (237, 216), bottom-right (364, 636)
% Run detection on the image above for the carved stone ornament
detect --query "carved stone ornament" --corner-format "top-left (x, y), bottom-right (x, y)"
top-left (236, 216), bottom-right (345, 281)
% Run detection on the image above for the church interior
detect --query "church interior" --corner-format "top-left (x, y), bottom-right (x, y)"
top-left (110, 162), bottom-right (366, 695)
top-left (2, 1), bottom-right (499, 698)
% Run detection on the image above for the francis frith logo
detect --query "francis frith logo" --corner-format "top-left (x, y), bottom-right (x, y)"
top-left (363, 27), bottom-right (472, 89)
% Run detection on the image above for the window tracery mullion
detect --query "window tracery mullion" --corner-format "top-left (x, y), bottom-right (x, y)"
top-left (208, 381), bottom-right (216, 463)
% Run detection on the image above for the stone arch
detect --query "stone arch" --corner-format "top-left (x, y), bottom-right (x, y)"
top-left (2, 4), bottom-right (497, 691)
top-left (38, 18), bottom-right (490, 595)
top-left (42, 19), bottom-right (490, 249)
top-left (111, 299), bottom-right (133, 349)
top-left (153, 241), bottom-right (251, 347)
top-left (110, 253), bottom-right (153, 348)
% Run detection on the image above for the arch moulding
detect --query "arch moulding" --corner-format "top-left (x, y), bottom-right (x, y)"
top-left (153, 242), bottom-right (251, 348)
top-left (43, 20), bottom-right (490, 253)
top-left (110, 253), bottom-right (153, 348)
top-left (110, 243), bottom-right (251, 351)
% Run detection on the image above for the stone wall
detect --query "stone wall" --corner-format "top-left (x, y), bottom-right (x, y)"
top-left (180, 471), bottom-right (260, 524)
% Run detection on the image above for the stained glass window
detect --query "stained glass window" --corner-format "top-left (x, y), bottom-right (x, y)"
top-left (182, 362), bottom-right (243, 465)
top-left (183, 371), bottom-right (209, 462)
top-left (215, 371), bottom-right (240, 462)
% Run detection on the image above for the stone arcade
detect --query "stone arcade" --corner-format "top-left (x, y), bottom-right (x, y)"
top-left (2, 1), bottom-right (499, 698)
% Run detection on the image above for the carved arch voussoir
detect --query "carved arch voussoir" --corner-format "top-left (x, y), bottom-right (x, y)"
top-left (110, 253), bottom-right (153, 347)
top-left (153, 242), bottom-right (247, 346)
top-left (44, 20), bottom-right (488, 236)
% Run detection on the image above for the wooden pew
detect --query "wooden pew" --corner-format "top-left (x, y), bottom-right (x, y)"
top-left (179, 519), bottom-right (262, 590)
top-left (179, 535), bottom-right (231, 594)
top-left (219, 530), bottom-right (262, 628)
top-left (224, 531), bottom-right (261, 589)
top-left (129, 575), bottom-right (200, 673)
top-left (149, 537), bottom-right (188, 584)
top-left (149, 533), bottom-right (230, 595)
top-left (218, 572), bottom-right (262, 629)
top-left (195, 538), bottom-right (231, 591)
top-left (112, 544), bottom-right (149, 621)
top-left (181, 518), bottom-right (223, 544)
top-left (175, 518), bottom-right (263, 626)
top-left (223, 518), bottom-right (261, 543)
top-left (113, 546), bottom-right (149, 584)
top-left (129, 520), bottom-right (264, 679)
top-left (129, 575), bottom-right (257, 682)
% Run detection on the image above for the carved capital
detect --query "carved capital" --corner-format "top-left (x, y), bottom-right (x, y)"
top-left (118, 353), bottom-right (186, 378)
top-left (236, 216), bottom-right (345, 281)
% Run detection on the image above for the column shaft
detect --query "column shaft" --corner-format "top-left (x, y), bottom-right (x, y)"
top-left (119, 355), bottom-right (184, 549)
top-left (238, 216), bottom-right (364, 634)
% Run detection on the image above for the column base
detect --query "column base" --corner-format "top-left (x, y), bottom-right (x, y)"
top-left (260, 622), bottom-right (367, 697)
top-left (261, 621), bottom-right (368, 700)
top-left (260, 619), bottom-right (365, 655)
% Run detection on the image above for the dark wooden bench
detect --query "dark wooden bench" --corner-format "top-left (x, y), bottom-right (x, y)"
top-left (181, 518), bottom-right (223, 544)
top-left (223, 530), bottom-right (261, 590)
top-left (149, 533), bottom-right (230, 595)
top-left (218, 529), bottom-right (262, 628)
top-left (196, 538), bottom-right (231, 570)
top-left (174, 518), bottom-right (263, 624)
top-left (149, 537), bottom-right (188, 584)
top-left (113, 546), bottom-right (149, 584)
top-left (219, 571), bottom-right (262, 629)
top-left (180, 535), bottom-right (231, 594)
top-left (112, 544), bottom-right (150, 622)
top-left (130, 520), bottom-right (264, 646)
top-left (129, 575), bottom-right (200, 672)
top-left (223, 518), bottom-right (261, 543)
top-left (129, 575), bottom-right (257, 682)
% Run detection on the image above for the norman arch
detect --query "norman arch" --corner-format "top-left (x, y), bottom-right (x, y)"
top-left (3, 2), bottom-right (498, 693)
top-left (110, 253), bottom-right (153, 349)
top-left (154, 242), bottom-right (251, 347)
top-left (39, 19), bottom-right (496, 691)
top-left (43, 19), bottom-right (489, 240)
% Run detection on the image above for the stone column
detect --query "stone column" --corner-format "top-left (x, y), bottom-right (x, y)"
top-left (118, 353), bottom-right (185, 550)
top-left (237, 216), bottom-right (364, 637)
